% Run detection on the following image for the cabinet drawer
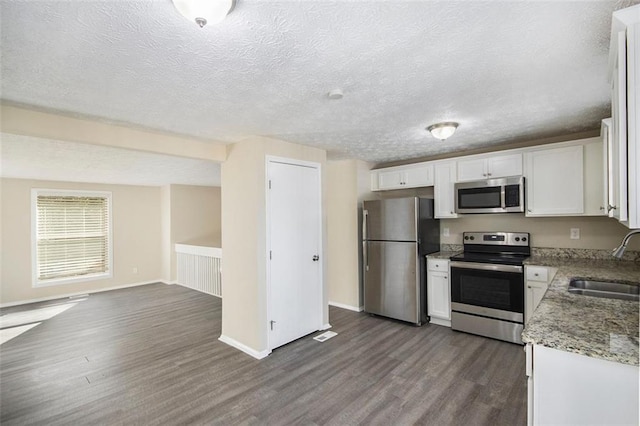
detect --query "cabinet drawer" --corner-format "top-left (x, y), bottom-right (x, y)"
top-left (526, 266), bottom-right (548, 282)
top-left (428, 259), bottom-right (449, 272)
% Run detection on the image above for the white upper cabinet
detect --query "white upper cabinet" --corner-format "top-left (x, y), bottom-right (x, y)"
top-left (609, 5), bottom-right (639, 228)
top-left (457, 153), bottom-right (522, 182)
top-left (525, 145), bottom-right (584, 216)
top-left (434, 161), bottom-right (458, 218)
top-left (374, 163), bottom-right (434, 191)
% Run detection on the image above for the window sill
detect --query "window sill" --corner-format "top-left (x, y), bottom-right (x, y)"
top-left (33, 272), bottom-right (113, 288)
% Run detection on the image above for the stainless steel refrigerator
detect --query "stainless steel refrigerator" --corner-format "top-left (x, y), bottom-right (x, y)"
top-left (362, 197), bottom-right (440, 325)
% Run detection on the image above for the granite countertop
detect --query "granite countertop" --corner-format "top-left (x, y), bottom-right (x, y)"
top-left (522, 257), bottom-right (640, 366)
top-left (426, 251), bottom-right (459, 260)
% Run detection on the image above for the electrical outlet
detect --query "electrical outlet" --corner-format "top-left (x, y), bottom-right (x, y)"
top-left (443, 227), bottom-right (450, 237)
top-left (570, 228), bottom-right (580, 240)
top-left (133, 267), bottom-right (138, 274)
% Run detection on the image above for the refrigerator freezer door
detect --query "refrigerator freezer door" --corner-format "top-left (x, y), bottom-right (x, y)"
top-left (364, 241), bottom-right (420, 324)
top-left (363, 198), bottom-right (418, 242)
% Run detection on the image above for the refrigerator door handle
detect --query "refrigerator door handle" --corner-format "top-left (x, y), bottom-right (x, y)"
top-left (363, 210), bottom-right (369, 271)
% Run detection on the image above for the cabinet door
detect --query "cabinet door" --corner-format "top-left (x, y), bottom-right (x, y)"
top-left (404, 164), bottom-right (433, 188)
top-left (611, 30), bottom-right (629, 222)
top-left (525, 281), bottom-right (548, 324)
top-left (378, 170), bottom-right (405, 190)
top-left (428, 271), bottom-right (450, 320)
top-left (533, 345), bottom-right (639, 425)
top-left (457, 158), bottom-right (487, 181)
top-left (583, 138), bottom-right (607, 216)
top-left (525, 145), bottom-right (584, 216)
top-left (434, 162), bottom-right (458, 218)
top-left (487, 153), bottom-right (522, 178)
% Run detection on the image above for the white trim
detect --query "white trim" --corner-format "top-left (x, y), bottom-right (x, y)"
top-left (0, 279), bottom-right (163, 308)
top-left (218, 334), bottom-right (271, 360)
top-left (429, 318), bottom-right (452, 327)
top-left (328, 301), bottom-right (363, 312)
top-left (174, 243), bottom-right (222, 258)
top-left (321, 323), bottom-right (332, 330)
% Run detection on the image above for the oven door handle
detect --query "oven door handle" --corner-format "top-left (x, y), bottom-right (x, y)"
top-left (450, 261), bottom-right (523, 273)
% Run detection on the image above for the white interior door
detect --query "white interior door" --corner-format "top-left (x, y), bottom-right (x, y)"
top-left (268, 159), bottom-right (322, 350)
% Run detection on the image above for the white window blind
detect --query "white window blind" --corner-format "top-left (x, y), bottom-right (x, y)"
top-left (35, 192), bottom-right (111, 284)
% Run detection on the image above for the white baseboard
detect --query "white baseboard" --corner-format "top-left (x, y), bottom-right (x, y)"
top-left (321, 323), bottom-right (332, 330)
top-left (218, 334), bottom-right (271, 360)
top-left (0, 280), bottom-right (165, 308)
top-left (328, 301), bottom-right (363, 312)
top-left (429, 318), bottom-right (452, 327)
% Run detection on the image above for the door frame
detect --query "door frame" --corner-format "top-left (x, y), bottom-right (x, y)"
top-left (265, 156), bottom-right (324, 352)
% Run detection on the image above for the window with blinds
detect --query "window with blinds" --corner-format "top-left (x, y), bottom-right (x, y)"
top-left (33, 190), bottom-right (112, 286)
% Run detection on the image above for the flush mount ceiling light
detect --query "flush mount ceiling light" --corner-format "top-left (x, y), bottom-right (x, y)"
top-left (172, 0), bottom-right (235, 28)
top-left (327, 89), bottom-right (344, 100)
top-left (427, 122), bottom-right (459, 141)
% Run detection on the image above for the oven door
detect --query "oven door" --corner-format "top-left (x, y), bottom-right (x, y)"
top-left (450, 261), bottom-right (524, 323)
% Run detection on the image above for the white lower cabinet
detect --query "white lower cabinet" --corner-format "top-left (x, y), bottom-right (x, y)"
top-left (527, 344), bottom-right (639, 425)
top-left (524, 265), bottom-right (556, 324)
top-left (426, 258), bottom-right (451, 327)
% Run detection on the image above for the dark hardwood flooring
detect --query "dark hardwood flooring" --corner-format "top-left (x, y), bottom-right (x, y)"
top-left (0, 284), bottom-right (526, 425)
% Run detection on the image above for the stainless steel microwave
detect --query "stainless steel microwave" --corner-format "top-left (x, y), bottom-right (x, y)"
top-left (454, 176), bottom-right (525, 214)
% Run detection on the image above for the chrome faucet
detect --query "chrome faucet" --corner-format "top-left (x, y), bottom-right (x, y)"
top-left (612, 229), bottom-right (640, 259)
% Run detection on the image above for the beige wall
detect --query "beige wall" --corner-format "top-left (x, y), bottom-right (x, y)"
top-left (167, 184), bottom-right (221, 282)
top-left (221, 136), bottom-right (326, 355)
top-left (325, 159), bottom-right (375, 310)
top-left (0, 178), bottom-right (163, 305)
top-left (440, 214), bottom-right (640, 251)
top-left (1, 104), bottom-right (227, 161)
top-left (326, 160), bottom-right (360, 309)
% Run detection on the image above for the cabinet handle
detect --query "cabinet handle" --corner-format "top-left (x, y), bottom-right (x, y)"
top-left (482, 173), bottom-right (487, 177)
top-left (527, 285), bottom-right (532, 289)
top-left (534, 273), bottom-right (539, 277)
top-left (599, 206), bottom-right (605, 211)
top-left (608, 204), bottom-right (617, 211)
top-left (450, 211), bottom-right (454, 215)
top-left (527, 209), bottom-right (532, 213)
top-left (487, 173), bottom-right (492, 176)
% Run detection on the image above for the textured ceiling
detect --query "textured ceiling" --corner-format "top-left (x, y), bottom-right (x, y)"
top-left (0, 134), bottom-right (221, 187)
top-left (1, 0), bottom-right (637, 164)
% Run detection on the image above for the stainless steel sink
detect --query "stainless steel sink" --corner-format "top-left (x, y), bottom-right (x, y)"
top-left (568, 279), bottom-right (640, 301)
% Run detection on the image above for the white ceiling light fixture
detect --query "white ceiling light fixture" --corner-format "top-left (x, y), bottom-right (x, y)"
top-left (327, 89), bottom-right (344, 100)
top-left (172, 0), bottom-right (235, 28)
top-left (427, 122), bottom-right (459, 141)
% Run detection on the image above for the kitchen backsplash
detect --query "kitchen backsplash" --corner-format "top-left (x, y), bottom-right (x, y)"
top-left (530, 247), bottom-right (640, 263)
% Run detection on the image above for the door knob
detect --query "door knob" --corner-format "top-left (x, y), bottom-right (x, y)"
top-left (312, 255), bottom-right (320, 261)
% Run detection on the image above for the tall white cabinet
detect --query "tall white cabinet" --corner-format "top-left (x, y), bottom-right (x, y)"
top-left (609, 5), bottom-right (640, 228)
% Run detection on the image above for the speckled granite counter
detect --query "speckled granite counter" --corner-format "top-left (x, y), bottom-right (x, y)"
top-left (426, 251), bottom-right (459, 260)
top-left (522, 257), bottom-right (640, 366)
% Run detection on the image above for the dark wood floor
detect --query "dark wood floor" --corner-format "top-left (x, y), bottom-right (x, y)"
top-left (0, 284), bottom-right (526, 425)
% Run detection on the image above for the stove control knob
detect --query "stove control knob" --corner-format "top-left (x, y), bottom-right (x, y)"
top-left (515, 237), bottom-right (520, 242)
top-left (522, 237), bottom-right (527, 242)
top-left (470, 236), bottom-right (475, 241)
top-left (464, 236), bottom-right (469, 240)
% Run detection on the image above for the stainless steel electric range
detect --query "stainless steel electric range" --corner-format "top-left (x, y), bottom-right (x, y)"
top-left (449, 232), bottom-right (530, 344)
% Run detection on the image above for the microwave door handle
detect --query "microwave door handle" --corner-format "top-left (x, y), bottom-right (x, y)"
top-left (500, 186), bottom-right (506, 210)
